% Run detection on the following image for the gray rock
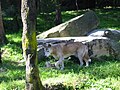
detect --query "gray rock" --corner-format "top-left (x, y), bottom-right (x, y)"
top-left (87, 29), bottom-right (120, 59)
top-left (37, 37), bottom-right (120, 62)
top-left (37, 10), bottom-right (99, 39)
top-left (104, 30), bottom-right (120, 59)
top-left (87, 29), bottom-right (120, 41)
top-left (86, 39), bottom-right (112, 58)
top-left (104, 30), bottom-right (120, 41)
top-left (109, 40), bottom-right (120, 59)
top-left (87, 29), bottom-right (108, 37)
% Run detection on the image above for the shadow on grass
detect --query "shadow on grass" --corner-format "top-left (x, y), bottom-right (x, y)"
top-left (40, 56), bottom-right (120, 80)
top-left (40, 57), bottom-right (120, 90)
top-left (1, 57), bottom-right (120, 89)
top-left (0, 60), bottom-right (25, 83)
top-left (66, 59), bottom-right (120, 78)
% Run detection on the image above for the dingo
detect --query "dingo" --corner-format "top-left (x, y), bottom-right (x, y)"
top-left (43, 42), bottom-right (91, 70)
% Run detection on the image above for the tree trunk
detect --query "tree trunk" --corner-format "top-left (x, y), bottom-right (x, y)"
top-left (0, 2), bottom-right (7, 44)
top-left (0, 2), bottom-right (7, 64)
top-left (75, 0), bottom-right (79, 11)
top-left (0, 49), bottom-right (2, 64)
top-left (21, 0), bottom-right (43, 90)
top-left (55, 0), bottom-right (62, 25)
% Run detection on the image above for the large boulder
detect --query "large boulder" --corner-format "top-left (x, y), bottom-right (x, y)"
top-left (104, 30), bottom-right (120, 59)
top-left (104, 30), bottom-right (120, 41)
top-left (87, 29), bottom-right (120, 59)
top-left (37, 10), bottom-right (99, 39)
top-left (37, 37), bottom-right (119, 62)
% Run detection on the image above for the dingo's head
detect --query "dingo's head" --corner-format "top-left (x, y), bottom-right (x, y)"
top-left (43, 43), bottom-right (52, 57)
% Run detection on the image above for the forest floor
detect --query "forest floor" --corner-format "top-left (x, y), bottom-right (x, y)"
top-left (0, 8), bottom-right (120, 90)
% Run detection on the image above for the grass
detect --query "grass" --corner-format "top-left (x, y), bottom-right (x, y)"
top-left (41, 59), bottom-right (120, 90)
top-left (0, 8), bottom-right (120, 90)
top-left (96, 8), bottom-right (120, 30)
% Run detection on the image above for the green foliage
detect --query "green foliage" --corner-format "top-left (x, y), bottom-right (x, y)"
top-left (0, 9), bottom-right (120, 90)
top-left (96, 8), bottom-right (120, 30)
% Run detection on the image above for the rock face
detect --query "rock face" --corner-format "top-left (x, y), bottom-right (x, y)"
top-left (87, 29), bottom-right (108, 37)
top-left (37, 37), bottom-right (118, 62)
top-left (87, 29), bottom-right (120, 40)
top-left (104, 30), bottom-right (120, 41)
top-left (37, 10), bottom-right (99, 39)
top-left (104, 30), bottom-right (120, 59)
top-left (87, 29), bottom-right (120, 59)
top-left (86, 39), bottom-right (111, 58)
top-left (109, 40), bottom-right (120, 59)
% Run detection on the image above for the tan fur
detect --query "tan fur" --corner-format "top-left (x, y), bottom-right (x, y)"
top-left (43, 42), bottom-right (91, 70)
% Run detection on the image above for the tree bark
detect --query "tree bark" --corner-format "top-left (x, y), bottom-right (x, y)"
top-left (21, 0), bottom-right (43, 90)
top-left (0, 49), bottom-right (2, 64)
top-left (75, 0), bottom-right (79, 11)
top-left (0, 2), bottom-right (7, 44)
top-left (0, 1), bottom-right (7, 64)
top-left (55, 0), bottom-right (62, 25)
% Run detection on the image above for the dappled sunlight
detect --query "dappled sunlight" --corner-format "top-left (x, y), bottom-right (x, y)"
top-left (38, 58), bottom-right (120, 89)
top-left (0, 80), bottom-right (25, 90)
top-left (1, 8), bottom-right (120, 89)
top-left (6, 33), bottom-right (22, 43)
top-left (36, 8), bottom-right (120, 34)
top-left (96, 9), bottom-right (120, 29)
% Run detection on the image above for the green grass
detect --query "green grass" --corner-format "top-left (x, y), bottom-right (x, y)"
top-left (0, 9), bottom-right (120, 90)
top-left (40, 59), bottom-right (120, 90)
top-left (96, 8), bottom-right (120, 30)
